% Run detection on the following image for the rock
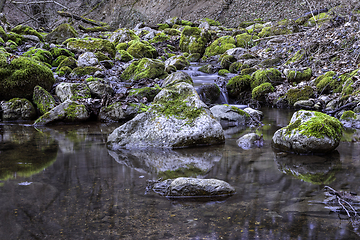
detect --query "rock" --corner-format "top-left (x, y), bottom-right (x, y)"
top-left (128, 86), bottom-right (161, 102)
top-left (293, 99), bottom-right (315, 110)
top-left (236, 133), bottom-right (263, 149)
top-left (284, 67), bottom-right (312, 83)
top-left (161, 71), bottom-right (193, 88)
top-left (164, 55), bottom-right (190, 70)
top-left (340, 110), bottom-right (360, 129)
top-left (115, 50), bottom-right (133, 62)
top-left (32, 86), bottom-right (56, 115)
top-left (77, 52), bottom-right (99, 67)
top-left (272, 110), bottom-right (343, 154)
top-left (45, 23), bottom-right (78, 44)
top-left (33, 99), bottom-right (89, 125)
top-left (243, 107), bottom-right (263, 122)
top-left (86, 77), bottom-right (114, 99)
top-left (109, 29), bottom-right (139, 44)
top-left (236, 33), bottom-right (259, 48)
top-left (55, 83), bottom-right (91, 102)
top-left (219, 55), bottom-right (236, 70)
top-left (22, 48), bottom-right (53, 65)
top-left (153, 177), bottom-right (235, 197)
top-left (286, 86), bottom-right (314, 106)
top-left (106, 82), bottom-right (224, 149)
top-left (226, 74), bottom-right (251, 98)
top-left (11, 25), bottom-right (44, 41)
top-left (252, 82), bottom-right (274, 101)
top-left (225, 47), bottom-right (247, 59)
top-left (67, 39), bottom-right (116, 58)
top-left (204, 36), bottom-right (236, 57)
top-left (197, 83), bottom-right (220, 105)
top-left (210, 104), bottom-right (250, 127)
top-left (126, 40), bottom-right (158, 59)
top-left (251, 68), bottom-right (283, 89)
top-left (1, 98), bottom-right (36, 120)
top-left (121, 58), bottom-right (166, 81)
top-left (56, 56), bottom-right (77, 70)
top-left (179, 26), bottom-right (210, 55)
top-left (0, 52), bottom-right (55, 100)
top-left (98, 102), bottom-right (126, 122)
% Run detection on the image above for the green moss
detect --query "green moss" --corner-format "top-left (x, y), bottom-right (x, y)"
top-left (57, 66), bottom-right (72, 76)
top-left (7, 32), bottom-right (24, 45)
top-left (95, 52), bottom-right (111, 61)
top-left (286, 86), bottom-right (314, 105)
top-left (219, 54), bottom-right (236, 69)
top-left (236, 33), bottom-right (259, 48)
top-left (224, 104), bottom-right (250, 117)
top-left (157, 23), bottom-right (170, 30)
top-left (204, 36), bottom-right (236, 57)
top-left (241, 67), bottom-right (256, 75)
top-left (340, 110), bottom-right (356, 120)
top-left (202, 18), bottom-right (220, 26)
top-left (127, 40), bottom-right (158, 58)
top-left (78, 25), bottom-right (110, 33)
top-left (258, 25), bottom-right (292, 38)
top-left (32, 85), bottom-right (56, 115)
top-left (250, 68), bottom-right (282, 89)
top-left (218, 69), bottom-right (229, 76)
top-left (6, 40), bottom-right (18, 50)
top-left (52, 55), bottom-right (67, 67)
top-left (226, 74), bottom-right (251, 98)
top-left (341, 78), bottom-right (354, 96)
top-left (121, 58), bottom-right (166, 81)
top-left (116, 42), bottom-right (128, 51)
top-left (56, 56), bottom-right (77, 71)
top-left (11, 25), bottom-right (44, 41)
top-left (285, 111), bottom-right (343, 141)
top-left (0, 37), bottom-right (4, 44)
top-left (181, 20), bottom-right (193, 26)
top-left (315, 71), bottom-right (341, 94)
top-left (179, 26), bottom-right (210, 55)
top-left (70, 66), bottom-right (102, 77)
top-left (0, 26), bottom-right (7, 41)
top-left (158, 165), bottom-right (205, 180)
top-left (67, 38), bottom-right (116, 58)
top-left (252, 82), bottom-right (274, 100)
top-left (164, 28), bottom-right (181, 36)
top-left (116, 49), bottom-right (133, 62)
top-left (128, 85), bottom-right (162, 102)
top-left (286, 49), bottom-right (306, 65)
top-left (23, 48), bottom-right (53, 64)
top-left (149, 32), bottom-right (170, 43)
top-left (63, 101), bottom-right (87, 121)
top-left (50, 47), bottom-right (74, 59)
top-left (287, 67), bottom-right (312, 83)
top-left (305, 12), bottom-right (330, 27)
top-left (229, 62), bottom-right (246, 73)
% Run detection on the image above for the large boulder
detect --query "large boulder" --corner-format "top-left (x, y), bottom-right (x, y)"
top-left (33, 99), bottom-right (89, 125)
top-left (127, 40), bottom-right (158, 59)
top-left (55, 83), bottom-right (91, 102)
top-left (164, 55), bottom-right (190, 71)
top-left (121, 58), bottom-right (166, 81)
top-left (161, 71), bottom-right (193, 88)
top-left (45, 23), bottom-right (78, 44)
top-left (85, 77), bottom-right (113, 99)
top-left (272, 110), bottom-right (343, 154)
top-left (67, 39), bottom-right (116, 58)
top-left (0, 52), bottom-right (55, 100)
top-left (152, 177), bottom-right (235, 197)
top-left (32, 86), bottom-right (56, 115)
top-left (1, 98), bottom-right (36, 120)
top-left (179, 26), bottom-right (210, 55)
top-left (77, 52), bottom-right (99, 67)
top-left (107, 82), bottom-right (224, 150)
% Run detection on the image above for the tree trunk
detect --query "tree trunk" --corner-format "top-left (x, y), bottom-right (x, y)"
top-left (0, 0), bottom-right (6, 13)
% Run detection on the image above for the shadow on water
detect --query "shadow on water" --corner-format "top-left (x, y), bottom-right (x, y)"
top-left (1, 110), bottom-right (360, 239)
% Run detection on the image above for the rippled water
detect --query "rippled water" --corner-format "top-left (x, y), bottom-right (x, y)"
top-left (1, 108), bottom-right (360, 239)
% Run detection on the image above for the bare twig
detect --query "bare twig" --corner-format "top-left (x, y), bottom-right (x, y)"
top-left (10, 0), bottom-right (68, 9)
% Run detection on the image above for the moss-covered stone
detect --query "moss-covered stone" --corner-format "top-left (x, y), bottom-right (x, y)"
top-left (57, 66), bottom-right (72, 76)
top-left (226, 74), bottom-right (251, 98)
top-left (70, 66), bottom-right (102, 77)
top-left (250, 68), bottom-right (282, 89)
top-left (260, 58), bottom-right (281, 68)
top-left (202, 18), bottom-right (221, 26)
top-left (286, 86), bottom-right (314, 106)
top-left (115, 49), bottom-right (133, 62)
top-left (286, 67), bottom-right (312, 83)
top-left (179, 26), bottom-right (210, 55)
top-left (241, 67), bottom-right (257, 75)
top-left (56, 56), bottom-right (77, 71)
top-left (305, 12), bottom-right (330, 27)
top-left (126, 40), bottom-right (158, 59)
top-left (219, 54), bottom-right (236, 70)
top-left (229, 62), bottom-right (245, 73)
top-left (1, 98), bottom-right (36, 120)
top-left (129, 85), bottom-right (162, 102)
top-left (252, 82), bottom-right (274, 101)
top-left (204, 36), bottom-right (236, 57)
top-left (67, 38), bottom-right (116, 58)
top-left (6, 32), bottom-right (24, 46)
top-left (340, 110), bottom-right (356, 121)
top-left (0, 26), bottom-right (7, 41)
top-left (164, 28), bottom-right (181, 36)
top-left (50, 47), bottom-right (74, 59)
top-left (95, 52), bottom-right (111, 61)
top-left (11, 25), bottom-right (44, 41)
top-left (33, 85), bottom-right (56, 115)
top-left (23, 48), bottom-right (53, 64)
top-left (116, 42), bottom-right (128, 51)
top-left (315, 71), bottom-right (342, 94)
top-left (149, 32), bottom-right (170, 43)
top-left (258, 25), bottom-right (292, 38)
top-left (236, 33), bottom-right (259, 48)
top-left (121, 58), bottom-right (166, 81)
top-left (157, 23), bottom-right (170, 30)
top-left (109, 29), bottom-right (139, 44)
top-left (45, 23), bottom-right (78, 44)
top-left (0, 52), bottom-right (55, 100)
top-left (52, 55), bottom-right (67, 67)
top-left (286, 49), bottom-right (306, 65)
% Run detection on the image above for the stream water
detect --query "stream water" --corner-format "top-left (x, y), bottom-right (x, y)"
top-left (2, 68), bottom-right (360, 239)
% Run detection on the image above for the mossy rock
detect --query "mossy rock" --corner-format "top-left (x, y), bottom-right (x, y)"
top-left (340, 110), bottom-right (356, 121)
top-left (164, 55), bottom-right (190, 70)
top-left (7, 32), bottom-right (24, 46)
top-left (128, 85), bottom-right (162, 102)
top-left (127, 40), bottom-right (158, 59)
top-left (179, 26), bottom-right (210, 55)
top-left (286, 49), bottom-right (306, 65)
top-left (305, 12), bottom-right (330, 27)
top-left (0, 53), bottom-right (55, 100)
top-left (116, 42), bottom-right (128, 51)
top-left (198, 64), bottom-right (216, 74)
top-left (57, 66), bottom-right (72, 76)
top-left (315, 71), bottom-right (339, 94)
top-left (50, 47), bottom-right (74, 59)
top-left (70, 66), bottom-right (102, 77)
top-left (109, 29), bottom-right (140, 45)
top-left (250, 68), bottom-right (282, 89)
top-left (236, 33), bottom-right (259, 48)
top-left (286, 67), bottom-right (312, 83)
top-left (52, 55), bottom-right (67, 67)
top-left (241, 67), bottom-right (257, 75)
top-left (260, 58), bottom-right (281, 68)
top-left (157, 23), bottom-right (170, 30)
top-left (11, 25), bottom-right (44, 42)
top-left (218, 69), bottom-right (229, 76)
top-left (204, 36), bottom-right (236, 57)
top-left (56, 56), bottom-right (77, 71)
top-left (1, 98), bottom-right (37, 120)
top-left (226, 74), bottom-right (251, 98)
top-left (149, 32), bottom-right (170, 43)
top-left (33, 85), bottom-right (56, 115)
top-left (121, 58), bottom-right (166, 81)
top-left (45, 23), bottom-right (78, 44)
top-left (164, 28), bottom-right (181, 36)
top-left (0, 26), bottom-right (7, 41)
top-left (258, 22), bottom-right (294, 38)
top-left (202, 18), bottom-right (221, 26)
top-left (115, 49), bottom-right (133, 62)
top-left (23, 48), bottom-right (53, 64)
top-left (95, 52), bottom-right (111, 61)
top-left (6, 40), bottom-right (18, 50)
top-left (67, 38), bottom-right (116, 58)
top-left (0, 37), bottom-right (4, 44)
top-left (219, 54), bottom-right (236, 70)
top-left (252, 82), bottom-right (274, 101)
top-left (341, 78), bottom-right (354, 96)
top-left (286, 86), bottom-right (314, 106)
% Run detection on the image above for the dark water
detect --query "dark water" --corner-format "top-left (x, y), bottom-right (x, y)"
top-left (1, 108), bottom-right (360, 239)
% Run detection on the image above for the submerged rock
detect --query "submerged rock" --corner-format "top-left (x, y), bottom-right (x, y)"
top-left (152, 177), bottom-right (235, 198)
top-left (272, 110), bottom-right (343, 154)
top-left (236, 133), bottom-right (263, 149)
top-left (210, 104), bottom-right (250, 127)
top-left (107, 82), bottom-right (224, 149)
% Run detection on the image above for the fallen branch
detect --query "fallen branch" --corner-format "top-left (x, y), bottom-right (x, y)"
top-left (324, 102), bottom-right (358, 115)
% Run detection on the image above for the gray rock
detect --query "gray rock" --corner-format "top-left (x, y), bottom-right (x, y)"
top-left (197, 83), bottom-right (220, 105)
top-left (272, 110), bottom-right (343, 154)
top-left (33, 85), bottom-right (56, 115)
top-left (1, 98), bottom-right (36, 120)
top-left (109, 29), bottom-right (139, 44)
top-left (161, 71), bottom-right (194, 88)
top-left (340, 111), bottom-right (360, 129)
top-left (243, 107), bottom-right (263, 122)
top-left (34, 100), bottom-right (89, 125)
top-left (55, 83), bottom-right (91, 102)
top-left (77, 52), bottom-right (99, 67)
top-left (225, 47), bottom-right (247, 59)
top-left (153, 177), bottom-right (235, 197)
top-left (294, 99), bottom-right (315, 110)
top-left (98, 102), bottom-right (126, 122)
top-left (236, 133), bottom-right (263, 149)
top-left (86, 78), bottom-right (114, 98)
top-left (210, 104), bottom-right (250, 127)
top-left (164, 55), bottom-right (190, 71)
top-left (107, 82), bottom-right (224, 149)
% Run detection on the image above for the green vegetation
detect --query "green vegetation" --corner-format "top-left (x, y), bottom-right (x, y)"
top-left (127, 40), bottom-right (158, 58)
top-left (226, 74), bottom-right (251, 98)
top-left (121, 58), bottom-right (166, 81)
top-left (252, 82), bottom-right (274, 100)
top-left (204, 36), bottom-right (236, 57)
top-left (179, 26), bottom-right (210, 55)
top-left (250, 68), bottom-right (282, 89)
top-left (286, 86), bottom-right (314, 105)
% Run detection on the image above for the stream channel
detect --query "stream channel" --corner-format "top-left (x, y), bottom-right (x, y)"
top-left (1, 65), bottom-right (360, 239)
